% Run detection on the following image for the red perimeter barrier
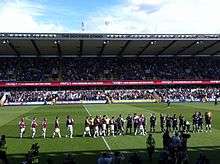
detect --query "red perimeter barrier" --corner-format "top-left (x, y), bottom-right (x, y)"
top-left (0, 80), bottom-right (220, 87)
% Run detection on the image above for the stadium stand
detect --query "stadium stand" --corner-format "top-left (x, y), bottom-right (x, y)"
top-left (0, 88), bottom-right (219, 105)
top-left (0, 57), bottom-right (220, 82)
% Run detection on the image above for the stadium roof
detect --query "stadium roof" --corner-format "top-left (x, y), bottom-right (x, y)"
top-left (1, 33), bottom-right (220, 57)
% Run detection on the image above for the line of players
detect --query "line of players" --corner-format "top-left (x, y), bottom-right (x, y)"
top-left (160, 112), bottom-right (212, 133)
top-left (83, 112), bottom-right (212, 138)
top-left (18, 111), bottom-right (212, 139)
top-left (18, 116), bottom-right (74, 139)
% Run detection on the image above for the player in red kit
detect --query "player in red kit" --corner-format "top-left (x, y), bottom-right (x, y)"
top-left (31, 117), bottom-right (38, 139)
top-left (42, 118), bottom-right (48, 138)
top-left (19, 117), bottom-right (26, 138)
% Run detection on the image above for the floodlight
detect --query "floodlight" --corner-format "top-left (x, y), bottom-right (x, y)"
top-left (2, 40), bottom-right (9, 44)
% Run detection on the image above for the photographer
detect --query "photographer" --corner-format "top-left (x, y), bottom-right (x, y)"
top-left (0, 135), bottom-right (7, 152)
top-left (63, 154), bottom-right (76, 164)
top-left (21, 143), bottom-right (40, 164)
top-left (97, 153), bottom-right (113, 164)
top-left (112, 152), bottom-right (125, 164)
top-left (0, 135), bottom-right (7, 164)
top-left (163, 130), bottom-right (171, 149)
top-left (146, 133), bottom-right (155, 161)
top-left (180, 132), bottom-right (191, 151)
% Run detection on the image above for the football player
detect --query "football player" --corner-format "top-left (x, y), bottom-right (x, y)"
top-left (19, 117), bottom-right (26, 138)
top-left (126, 114), bottom-right (133, 134)
top-left (136, 114), bottom-right (145, 136)
top-left (198, 112), bottom-right (203, 132)
top-left (93, 116), bottom-right (100, 138)
top-left (101, 115), bottom-right (107, 136)
top-left (83, 116), bottom-right (92, 137)
top-left (116, 114), bottom-right (125, 136)
top-left (31, 117), bottom-right (38, 139)
top-left (205, 112), bottom-right (212, 132)
top-left (133, 113), bottom-right (139, 134)
top-left (150, 113), bottom-right (156, 132)
top-left (165, 115), bottom-right (171, 131)
top-left (42, 118), bottom-right (48, 138)
top-left (66, 115), bottom-right (74, 138)
top-left (52, 117), bottom-right (61, 138)
top-left (109, 116), bottom-right (115, 136)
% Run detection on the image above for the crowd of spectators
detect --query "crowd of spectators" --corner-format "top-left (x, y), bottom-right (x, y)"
top-left (1, 88), bottom-right (219, 103)
top-left (0, 57), bottom-right (220, 82)
top-left (0, 58), bottom-right (59, 82)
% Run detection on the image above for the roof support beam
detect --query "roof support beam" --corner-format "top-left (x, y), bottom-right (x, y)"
top-left (98, 42), bottom-right (107, 57)
top-left (137, 41), bottom-right (152, 57)
top-left (194, 41), bottom-right (219, 56)
top-left (210, 50), bottom-right (220, 56)
top-left (156, 40), bottom-right (176, 56)
top-left (175, 41), bottom-right (198, 56)
top-left (30, 39), bottom-right (41, 56)
top-left (8, 42), bottom-right (20, 57)
top-left (79, 40), bottom-right (83, 57)
top-left (118, 40), bottom-right (130, 56)
top-left (56, 42), bottom-right (62, 58)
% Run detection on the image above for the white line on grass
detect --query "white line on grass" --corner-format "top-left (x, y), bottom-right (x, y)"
top-left (82, 105), bottom-right (92, 116)
top-left (101, 136), bottom-right (111, 151)
top-left (82, 105), bottom-right (111, 151)
top-left (24, 116), bottom-right (31, 121)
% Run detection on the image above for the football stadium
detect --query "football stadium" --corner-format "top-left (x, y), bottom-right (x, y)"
top-left (1, 0), bottom-right (220, 164)
top-left (0, 33), bottom-right (219, 164)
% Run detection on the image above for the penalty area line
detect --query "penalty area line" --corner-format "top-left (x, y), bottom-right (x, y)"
top-left (82, 105), bottom-right (111, 151)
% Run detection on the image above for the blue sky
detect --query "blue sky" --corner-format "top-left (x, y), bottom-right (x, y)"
top-left (0, 0), bottom-right (220, 33)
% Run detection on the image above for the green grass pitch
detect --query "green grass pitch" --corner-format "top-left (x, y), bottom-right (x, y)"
top-left (0, 103), bottom-right (220, 163)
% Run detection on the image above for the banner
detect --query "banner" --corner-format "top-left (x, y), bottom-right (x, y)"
top-left (0, 80), bottom-right (220, 87)
top-left (112, 99), bottom-right (157, 103)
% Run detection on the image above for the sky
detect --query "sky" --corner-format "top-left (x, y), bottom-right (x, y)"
top-left (0, 0), bottom-right (220, 34)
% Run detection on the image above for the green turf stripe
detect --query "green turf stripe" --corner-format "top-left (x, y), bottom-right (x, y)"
top-left (82, 105), bottom-right (112, 151)
top-left (0, 106), bottom-right (40, 127)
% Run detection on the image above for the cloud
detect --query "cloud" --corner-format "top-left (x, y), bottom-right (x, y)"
top-left (85, 0), bottom-right (220, 34)
top-left (0, 0), bottom-right (67, 33)
top-left (1, 0), bottom-right (220, 34)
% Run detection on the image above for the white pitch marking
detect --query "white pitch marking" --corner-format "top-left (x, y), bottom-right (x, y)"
top-left (82, 105), bottom-right (111, 151)
top-left (82, 105), bottom-right (92, 116)
top-left (102, 136), bottom-right (111, 151)
top-left (24, 115), bottom-right (32, 121)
